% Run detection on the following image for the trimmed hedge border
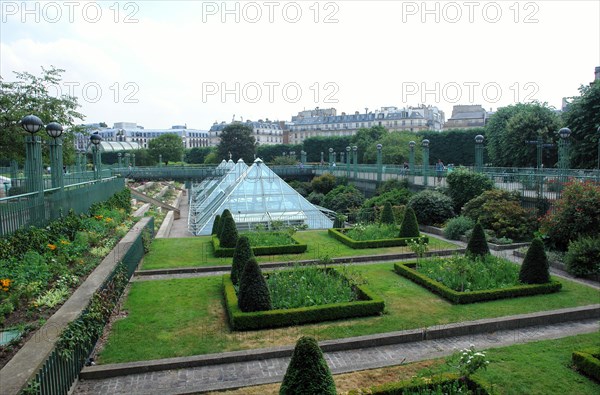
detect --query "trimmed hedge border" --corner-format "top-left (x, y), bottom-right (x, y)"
top-left (572, 348), bottom-right (600, 382)
top-left (223, 269), bottom-right (385, 330)
top-left (328, 228), bottom-right (429, 249)
top-left (394, 262), bottom-right (562, 304)
top-left (212, 235), bottom-right (307, 257)
top-left (348, 373), bottom-right (490, 395)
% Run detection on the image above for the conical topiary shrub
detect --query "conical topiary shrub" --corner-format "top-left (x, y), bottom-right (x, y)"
top-left (279, 336), bottom-right (336, 395)
top-left (399, 206), bottom-right (420, 238)
top-left (238, 257), bottom-right (272, 312)
top-left (380, 202), bottom-right (395, 225)
top-left (211, 214), bottom-right (221, 235)
top-left (219, 211), bottom-right (239, 248)
top-left (231, 236), bottom-right (253, 286)
top-left (218, 209), bottom-right (232, 240)
top-left (519, 238), bottom-right (550, 284)
top-left (466, 222), bottom-right (490, 257)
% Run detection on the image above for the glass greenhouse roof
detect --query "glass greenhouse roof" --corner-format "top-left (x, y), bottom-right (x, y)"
top-left (86, 141), bottom-right (142, 152)
top-left (189, 158), bottom-right (333, 235)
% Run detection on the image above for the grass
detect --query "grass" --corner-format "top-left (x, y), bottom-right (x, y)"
top-left (266, 266), bottom-right (357, 309)
top-left (202, 332), bottom-right (600, 395)
top-left (345, 223), bottom-right (399, 241)
top-left (141, 230), bottom-right (459, 270)
top-left (416, 255), bottom-right (520, 292)
top-left (243, 231), bottom-right (297, 247)
top-left (97, 262), bottom-right (600, 364)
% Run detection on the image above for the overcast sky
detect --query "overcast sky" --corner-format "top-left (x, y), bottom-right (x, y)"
top-left (1, 0), bottom-right (599, 130)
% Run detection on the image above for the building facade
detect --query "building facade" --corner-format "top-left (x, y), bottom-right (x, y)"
top-left (287, 106), bottom-right (444, 145)
top-left (443, 105), bottom-right (489, 129)
top-left (208, 120), bottom-right (284, 146)
top-left (79, 122), bottom-right (209, 149)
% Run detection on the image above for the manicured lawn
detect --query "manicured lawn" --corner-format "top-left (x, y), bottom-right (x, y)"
top-left (98, 263), bottom-right (599, 364)
top-left (141, 231), bottom-right (460, 270)
top-left (202, 332), bottom-right (600, 395)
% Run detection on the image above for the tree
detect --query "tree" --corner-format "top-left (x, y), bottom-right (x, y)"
top-left (219, 210), bottom-right (238, 248)
top-left (231, 236), bottom-right (253, 286)
top-left (407, 190), bottom-right (455, 226)
top-left (485, 103), bottom-right (562, 167)
top-left (562, 80), bottom-right (600, 169)
top-left (148, 134), bottom-right (184, 165)
top-left (211, 214), bottom-right (221, 235)
top-left (350, 126), bottom-right (388, 162)
top-left (322, 185), bottom-right (364, 213)
top-left (302, 136), bottom-right (352, 163)
top-left (185, 147), bottom-right (215, 164)
top-left (0, 66), bottom-right (85, 164)
top-left (519, 238), bottom-right (550, 284)
top-left (419, 128), bottom-right (487, 166)
top-left (311, 173), bottom-right (337, 194)
top-left (256, 143), bottom-right (302, 162)
top-left (380, 202), bottom-right (395, 224)
top-left (217, 209), bottom-right (231, 240)
top-left (363, 132), bottom-right (422, 165)
top-left (466, 222), bottom-right (490, 257)
top-left (238, 257), bottom-right (272, 312)
top-left (399, 206), bottom-right (420, 238)
top-left (217, 123), bottom-right (256, 163)
top-left (279, 336), bottom-right (336, 395)
top-left (446, 168), bottom-right (495, 213)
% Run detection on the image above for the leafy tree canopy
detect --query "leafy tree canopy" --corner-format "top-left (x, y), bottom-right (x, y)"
top-left (350, 126), bottom-right (388, 162)
top-left (185, 146), bottom-right (215, 164)
top-left (217, 123), bottom-right (256, 163)
top-left (363, 132), bottom-right (423, 165)
top-left (0, 66), bottom-right (85, 164)
top-left (148, 133), bottom-right (184, 165)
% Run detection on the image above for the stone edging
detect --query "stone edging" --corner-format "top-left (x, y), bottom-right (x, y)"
top-left (155, 211), bottom-right (175, 238)
top-left (79, 304), bottom-right (600, 380)
top-left (135, 248), bottom-right (466, 276)
top-left (0, 217), bottom-right (153, 395)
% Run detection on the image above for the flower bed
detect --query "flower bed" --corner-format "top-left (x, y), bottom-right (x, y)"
top-left (348, 373), bottom-right (490, 395)
top-left (328, 228), bottom-right (428, 249)
top-left (394, 262), bottom-right (561, 304)
top-left (212, 233), bottom-right (307, 257)
top-left (223, 268), bottom-right (384, 330)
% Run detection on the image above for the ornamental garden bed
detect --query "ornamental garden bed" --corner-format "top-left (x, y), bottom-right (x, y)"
top-left (223, 267), bottom-right (384, 330)
top-left (572, 347), bottom-right (600, 382)
top-left (394, 258), bottom-right (562, 304)
top-left (328, 227), bottom-right (428, 249)
top-left (212, 232), bottom-right (307, 258)
top-left (348, 373), bottom-right (490, 395)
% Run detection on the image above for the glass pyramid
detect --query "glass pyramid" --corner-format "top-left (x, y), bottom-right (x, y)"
top-left (190, 158), bottom-right (333, 235)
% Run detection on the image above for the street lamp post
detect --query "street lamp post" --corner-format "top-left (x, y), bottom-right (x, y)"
top-left (475, 134), bottom-right (484, 173)
top-left (20, 115), bottom-right (44, 194)
top-left (422, 139), bottom-right (430, 186)
top-left (118, 152), bottom-right (123, 168)
top-left (159, 154), bottom-right (163, 167)
top-left (300, 150), bottom-right (306, 165)
top-left (328, 148), bottom-right (333, 170)
top-left (409, 141), bottom-right (416, 183)
top-left (320, 151), bottom-right (324, 166)
top-left (346, 146), bottom-right (351, 178)
top-left (352, 146), bottom-right (358, 179)
top-left (558, 127), bottom-right (571, 185)
top-left (376, 144), bottom-right (383, 184)
top-left (46, 122), bottom-right (64, 189)
top-left (90, 133), bottom-right (102, 180)
top-left (132, 153), bottom-right (136, 168)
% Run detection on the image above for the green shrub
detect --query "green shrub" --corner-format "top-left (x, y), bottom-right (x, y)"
top-left (307, 191), bottom-right (325, 205)
top-left (211, 215), bottom-right (221, 235)
top-left (333, 214), bottom-right (346, 229)
top-left (377, 178), bottom-right (409, 194)
top-left (407, 190), bottom-right (455, 226)
top-left (217, 209), bottom-right (231, 240)
top-left (463, 189), bottom-right (537, 241)
top-left (466, 223), bottom-right (490, 257)
top-left (572, 348), bottom-right (600, 382)
top-left (565, 236), bottom-right (600, 277)
top-left (237, 257), bottom-right (272, 312)
top-left (446, 169), bottom-right (494, 213)
top-left (540, 181), bottom-right (600, 251)
top-left (322, 185), bottom-right (365, 213)
top-left (212, 235), bottom-right (307, 257)
top-left (394, 263), bottom-right (561, 304)
top-left (399, 206), bottom-right (420, 238)
top-left (348, 374), bottom-right (489, 395)
top-left (379, 202), bottom-right (395, 224)
top-left (444, 216), bottom-right (475, 240)
top-left (219, 210), bottom-right (238, 248)
top-left (519, 238), bottom-right (550, 284)
top-left (231, 236), bottom-right (253, 286)
top-left (311, 173), bottom-right (337, 194)
top-left (364, 189), bottom-right (412, 208)
top-left (280, 336), bottom-right (337, 395)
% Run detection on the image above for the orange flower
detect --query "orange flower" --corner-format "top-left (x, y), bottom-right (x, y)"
top-left (0, 278), bottom-right (11, 292)
top-left (47, 244), bottom-right (57, 251)
top-left (60, 240), bottom-right (70, 245)
top-left (95, 215), bottom-right (104, 220)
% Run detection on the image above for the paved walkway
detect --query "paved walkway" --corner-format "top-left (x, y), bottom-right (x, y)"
top-left (167, 191), bottom-right (193, 238)
top-left (73, 319), bottom-right (599, 395)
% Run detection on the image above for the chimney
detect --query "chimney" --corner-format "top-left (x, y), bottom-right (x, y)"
top-left (595, 66), bottom-right (600, 81)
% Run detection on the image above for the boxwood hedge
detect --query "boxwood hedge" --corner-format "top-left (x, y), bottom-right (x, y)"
top-left (394, 262), bottom-right (561, 304)
top-left (223, 269), bottom-right (385, 330)
top-left (328, 228), bottom-right (428, 249)
top-left (572, 348), bottom-right (600, 382)
top-left (348, 373), bottom-right (490, 395)
top-left (212, 235), bottom-right (307, 257)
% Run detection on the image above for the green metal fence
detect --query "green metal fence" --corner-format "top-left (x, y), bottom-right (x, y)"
top-left (26, 217), bottom-right (154, 395)
top-left (0, 177), bottom-right (125, 237)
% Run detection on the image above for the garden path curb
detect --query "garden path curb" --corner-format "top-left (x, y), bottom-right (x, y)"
top-left (79, 304), bottom-right (600, 380)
